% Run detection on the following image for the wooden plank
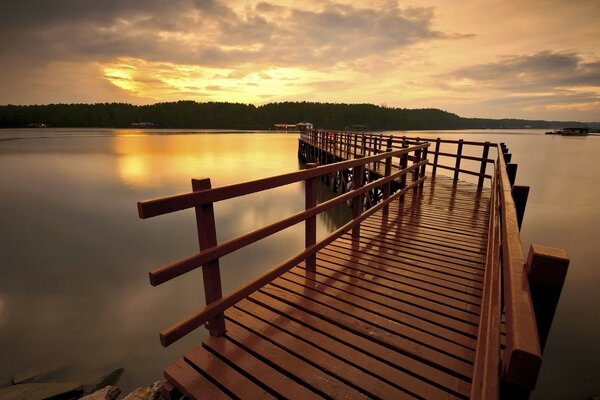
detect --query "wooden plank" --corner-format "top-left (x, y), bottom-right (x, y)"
top-left (314, 252), bottom-right (481, 325)
top-left (164, 359), bottom-right (230, 400)
top-left (227, 306), bottom-right (414, 399)
top-left (249, 290), bottom-right (471, 398)
top-left (290, 264), bottom-right (477, 347)
top-left (236, 298), bottom-right (463, 400)
top-left (202, 336), bottom-right (322, 400)
top-left (223, 315), bottom-right (370, 399)
top-left (319, 246), bottom-right (483, 295)
top-left (185, 345), bottom-right (276, 399)
top-left (265, 278), bottom-right (475, 379)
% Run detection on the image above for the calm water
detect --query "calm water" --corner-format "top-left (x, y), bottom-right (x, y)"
top-left (0, 128), bottom-right (598, 398)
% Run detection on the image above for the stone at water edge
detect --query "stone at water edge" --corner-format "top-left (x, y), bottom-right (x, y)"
top-left (122, 381), bottom-right (167, 400)
top-left (0, 382), bottom-right (82, 400)
top-left (80, 385), bottom-right (121, 400)
top-left (80, 368), bottom-right (124, 394)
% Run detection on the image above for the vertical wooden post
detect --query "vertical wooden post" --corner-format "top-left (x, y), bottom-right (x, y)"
top-left (413, 147), bottom-right (421, 193)
top-left (304, 163), bottom-right (318, 272)
top-left (526, 245), bottom-right (570, 351)
top-left (419, 145), bottom-right (428, 189)
top-left (353, 134), bottom-right (358, 158)
top-left (382, 145), bottom-right (393, 216)
top-left (454, 139), bottom-right (463, 181)
top-left (191, 178), bottom-right (226, 337)
top-left (372, 136), bottom-right (379, 171)
top-left (361, 135), bottom-right (366, 158)
top-left (352, 155), bottom-right (365, 239)
top-left (478, 142), bottom-right (490, 188)
top-left (432, 138), bottom-right (440, 178)
top-left (507, 163), bottom-right (518, 186)
top-left (512, 185), bottom-right (529, 230)
top-left (399, 142), bottom-right (409, 202)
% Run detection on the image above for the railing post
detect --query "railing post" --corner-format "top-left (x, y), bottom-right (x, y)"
top-left (413, 138), bottom-right (421, 191)
top-left (478, 142), bottom-right (490, 188)
top-left (512, 185), bottom-right (529, 230)
top-left (507, 163), bottom-right (518, 186)
top-left (526, 245), bottom-right (570, 352)
top-left (372, 136), bottom-right (379, 171)
top-left (399, 142), bottom-right (409, 202)
top-left (454, 139), bottom-right (463, 181)
top-left (352, 155), bottom-right (365, 239)
top-left (432, 138), bottom-right (440, 178)
top-left (191, 178), bottom-right (226, 337)
top-left (304, 163), bottom-right (318, 272)
top-left (361, 135), bottom-right (366, 158)
top-left (504, 153), bottom-right (512, 163)
top-left (419, 145), bottom-right (428, 189)
top-left (382, 144), bottom-right (393, 217)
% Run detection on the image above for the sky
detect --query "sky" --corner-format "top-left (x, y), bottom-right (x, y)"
top-left (0, 0), bottom-right (599, 121)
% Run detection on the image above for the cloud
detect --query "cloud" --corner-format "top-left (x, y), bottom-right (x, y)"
top-left (444, 51), bottom-right (600, 92)
top-left (0, 0), bottom-right (455, 69)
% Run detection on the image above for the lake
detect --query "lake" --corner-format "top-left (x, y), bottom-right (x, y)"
top-left (0, 128), bottom-right (598, 398)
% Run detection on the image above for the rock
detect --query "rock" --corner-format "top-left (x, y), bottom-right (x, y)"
top-left (80, 385), bottom-right (121, 400)
top-left (80, 368), bottom-right (124, 394)
top-left (0, 382), bottom-right (82, 400)
top-left (122, 381), bottom-right (167, 400)
top-left (11, 364), bottom-right (63, 385)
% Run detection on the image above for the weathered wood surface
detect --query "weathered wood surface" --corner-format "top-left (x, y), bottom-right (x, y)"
top-left (166, 175), bottom-right (491, 399)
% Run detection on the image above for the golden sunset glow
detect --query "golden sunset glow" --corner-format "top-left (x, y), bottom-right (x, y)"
top-left (112, 133), bottom-right (302, 187)
top-left (1, 0), bottom-right (599, 120)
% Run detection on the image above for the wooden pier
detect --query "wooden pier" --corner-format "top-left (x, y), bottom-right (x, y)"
top-left (137, 131), bottom-right (569, 399)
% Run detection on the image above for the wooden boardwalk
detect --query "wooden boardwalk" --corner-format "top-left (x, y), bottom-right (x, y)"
top-left (138, 131), bottom-right (568, 400)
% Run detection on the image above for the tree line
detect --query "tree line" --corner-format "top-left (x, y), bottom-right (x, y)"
top-left (0, 101), bottom-right (595, 130)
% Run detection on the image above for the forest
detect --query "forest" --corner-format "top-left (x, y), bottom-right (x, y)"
top-left (0, 101), bottom-right (595, 130)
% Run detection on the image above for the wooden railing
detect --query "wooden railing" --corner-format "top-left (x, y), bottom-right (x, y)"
top-left (299, 130), bottom-right (494, 187)
top-left (300, 130), bottom-right (567, 399)
top-left (138, 143), bottom-right (429, 346)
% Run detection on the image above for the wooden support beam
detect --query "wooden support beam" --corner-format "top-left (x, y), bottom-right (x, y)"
top-left (454, 139), bottom-right (464, 181)
top-left (512, 185), bottom-right (529, 230)
top-left (191, 178), bottom-right (226, 337)
top-left (382, 147), bottom-right (393, 217)
top-left (432, 138), bottom-right (440, 178)
top-left (478, 142), bottom-right (490, 188)
top-left (526, 245), bottom-right (570, 352)
top-left (352, 155), bottom-right (365, 239)
top-left (304, 163), bottom-right (318, 272)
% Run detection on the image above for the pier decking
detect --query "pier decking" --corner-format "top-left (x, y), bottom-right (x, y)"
top-left (137, 131), bottom-right (569, 399)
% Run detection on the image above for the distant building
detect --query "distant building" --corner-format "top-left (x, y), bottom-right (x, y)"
top-left (296, 122), bottom-right (313, 131)
top-left (27, 123), bottom-right (47, 128)
top-left (130, 122), bottom-right (155, 128)
top-left (274, 124), bottom-right (297, 131)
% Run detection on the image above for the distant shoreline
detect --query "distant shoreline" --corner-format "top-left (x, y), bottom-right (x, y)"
top-left (1, 101), bottom-right (598, 131)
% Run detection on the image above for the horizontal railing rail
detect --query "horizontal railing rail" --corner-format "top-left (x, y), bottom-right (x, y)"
top-left (139, 143), bottom-right (429, 346)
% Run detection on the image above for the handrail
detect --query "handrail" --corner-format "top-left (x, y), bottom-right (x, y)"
top-left (138, 142), bottom-right (428, 219)
top-left (148, 159), bottom-right (426, 286)
top-left (497, 144), bottom-right (542, 389)
top-left (470, 163), bottom-right (501, 399)
top-left (139, 141), bottom-right (430, 346)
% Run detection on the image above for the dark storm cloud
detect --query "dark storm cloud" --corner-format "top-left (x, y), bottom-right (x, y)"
top-left (446, 51), bottom-right (600, 92)
top-left (0, 0), bottom-right (457, 69)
